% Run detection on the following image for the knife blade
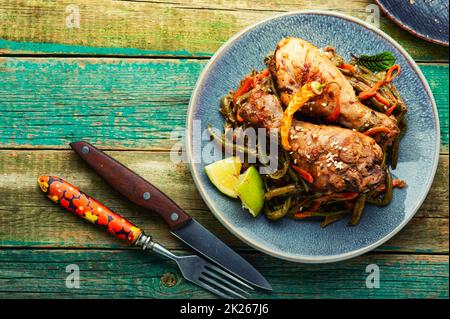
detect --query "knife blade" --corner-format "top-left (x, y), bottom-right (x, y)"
top-left (70, 141), bottom-right (272, 291)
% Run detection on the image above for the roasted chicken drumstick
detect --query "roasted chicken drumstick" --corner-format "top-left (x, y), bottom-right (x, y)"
top-left (237, 69), bottom-right (385, 194)
top-left (266, 37), bottom-right (400, 148)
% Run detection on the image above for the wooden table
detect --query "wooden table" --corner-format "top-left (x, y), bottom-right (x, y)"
top-left (0, 0), bottom-right (448, 299)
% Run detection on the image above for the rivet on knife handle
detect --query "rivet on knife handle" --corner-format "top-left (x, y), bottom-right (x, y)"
top-left (38, 175), bottom-right (143, 244)
top-left (69, 141), bottom-right (192, 230)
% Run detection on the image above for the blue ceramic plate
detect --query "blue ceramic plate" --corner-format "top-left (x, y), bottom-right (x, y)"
top-left (186, 11), bottom-right (440, 263)
top-left (376, 0), bottom-right (449, 46)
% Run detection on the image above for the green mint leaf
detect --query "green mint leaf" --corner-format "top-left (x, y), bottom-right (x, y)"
top-left (356, 52), bottom-right (396, 72)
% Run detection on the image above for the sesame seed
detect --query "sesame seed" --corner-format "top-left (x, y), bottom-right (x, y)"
top-left (306, 155), bottom-right (311, 159)
top-left (343, 147), bottom-right (348, 151)
top-left (294, 159), bottom-right (297, 164)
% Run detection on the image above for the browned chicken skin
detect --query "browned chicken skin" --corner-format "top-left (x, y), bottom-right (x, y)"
top-left (289, 121), bottom-right (385, 193)
top-left (238, 70), bottom-right (385, 193)
top-left (237, 74), bottom-right (283, 129)
top-left (266, 37), bottom-right (400, 148)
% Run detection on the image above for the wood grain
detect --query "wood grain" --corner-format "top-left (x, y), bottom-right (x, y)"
top-left (0, 58), bottom-right (447, 149)
top-left (0, 249), bottom-right (447, 298)
top-left (0, 150), bottom-right (447, 253)
top-left (0, 0), bottom-right (448, 300)
top-left (0, 0), bottom-right (448, 61)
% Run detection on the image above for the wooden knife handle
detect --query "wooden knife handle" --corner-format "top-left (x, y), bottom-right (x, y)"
top-left (70, 141), bottom-right (191, 230)
top-left (38, 175), bottom-right (143, 244)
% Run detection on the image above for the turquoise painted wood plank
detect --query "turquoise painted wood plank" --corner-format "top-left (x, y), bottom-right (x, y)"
top-left (421, 64), bottom-right (449, 147)
top-left (0, 249), bottom-right (447, 299)
top-left (0, 0), bottom-right (448, 62)
top-left (0, 150), bottom-right (447, 253)
top-left (0, 58), bottom-right (448, 149)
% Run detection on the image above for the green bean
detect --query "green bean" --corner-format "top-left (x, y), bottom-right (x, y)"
top-left (367, 168), bottom-right (393, 206)
top-left (267, 148), bottom-right (290, 179)
top-left (381, 150), bottom-right (388, 168)
top-left (320, 212), bottom-right (347, 228)
top-left (348, 78), bottom-right (389, 112)
top-left (235, 90), bottom-right (252, 107)
top-left (311, 210), bottom-right (349, 217)
top-left (287, 166), bottom-right (299, 183)
top-left (388, 83), bottom-right (407, 111)
top-left (219, 95), bottom-right (236, 124)
top-left (396, 109), bottom-right (407, 122)
top-left (348, 194), bottom-right (367, 226)
top-left (265, 197), bottom-right (292, 221)
top-left (207, 125), bottom-right (259, 160)
top-left (267, 161), bottom-right (289, 179)
top-left (390, 136), bottom-right (400, 169)
top-left (264, 184), bottom-right (303, 201)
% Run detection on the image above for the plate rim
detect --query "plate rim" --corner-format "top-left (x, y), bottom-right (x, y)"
top-left (375, 0), bottom-right (449, 47)
top-left (186, 10), bottom-right (441, 263)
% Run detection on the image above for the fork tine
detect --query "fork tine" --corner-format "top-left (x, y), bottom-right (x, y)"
top-left (202, 268), bottom-right (251, 296)
top-left (204, 263), bottom-right (254, 290)
top-left (195, 279), bottom-right (234, 299)
top-left (199, 274), bottom-right (247, 299)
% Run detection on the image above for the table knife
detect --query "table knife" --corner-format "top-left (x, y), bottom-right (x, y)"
top-left (70, 141), bottom-right (272, 291)
top-left (38, 175), bottom-right (253, 298)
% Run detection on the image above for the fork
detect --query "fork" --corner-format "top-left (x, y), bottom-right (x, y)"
top-left (136, 234), bottom-right (253, 299)
top-left (37, 175), bottom-right (253, 299)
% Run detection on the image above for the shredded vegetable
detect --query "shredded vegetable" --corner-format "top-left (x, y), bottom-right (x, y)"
top-left (359, 64), bottom-right (401, 100)
top-left (213, 45), bottom-right (407, 227)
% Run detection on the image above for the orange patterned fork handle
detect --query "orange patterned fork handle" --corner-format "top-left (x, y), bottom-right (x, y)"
top-left (38, 175), bottom-right (143, 244)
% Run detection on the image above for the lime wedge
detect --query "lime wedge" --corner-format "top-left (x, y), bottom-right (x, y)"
top-left (205, 157), bottom-right (242, 198)
top-left (236, 166), bottom-right (265, 217)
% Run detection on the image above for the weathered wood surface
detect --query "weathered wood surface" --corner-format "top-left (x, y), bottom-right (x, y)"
top-left (0, 58), bottom-right (447, 149)
top-left (0, 249), bottom-right (447, 299)
top-left (0, 0), bottom-right (448, 61)
top-left (0, 0), bottom-right (448, 299)
top-left (0, 150), bottom-right (447, 254)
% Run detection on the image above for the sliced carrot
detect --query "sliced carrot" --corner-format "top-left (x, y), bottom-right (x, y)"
top-left (233, 76), bottom-right (254, 104)
top-left (254, 69), bottom-right (270, 83)
top-left (385, 64), bottom-right (401, 82)
top-left (293, 211), bottom-right (316, 219)
top-left (359, 64), bottom-right (401, 100)
top-left (374, 92), bottom-right (391, 107)
top-left (236, 110), bottom-right (244, 122)
top-left (340, 63), bottom-right (357, 74)
top-left (393, 179), bottom-right (407, 188)
top-left (292, 165), bottom-right (314, 183)
top-left (385, 100), bottom-right (398, 116)
top-left (293, 201), bottom-right (322, 219)
top-left (363, 127), bottom-right (392, 136)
